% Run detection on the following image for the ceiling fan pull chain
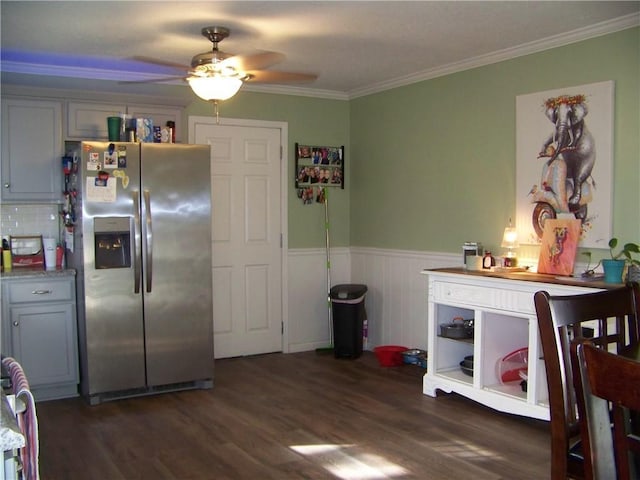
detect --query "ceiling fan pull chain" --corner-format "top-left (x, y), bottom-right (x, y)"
top-left (213, 100), bottom-right (220, 124)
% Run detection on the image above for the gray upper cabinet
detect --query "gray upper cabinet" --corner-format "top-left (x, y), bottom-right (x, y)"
top-left (66, 101), bottom-right (125, 139)
top-left (127, 104), bottom-right (183, 143)
top-left (1, 97), bottom-right (63, 203)
top-left (67, 101), bottom-right (183, 142)
top-left (1, 95), bottom-right (185, 203)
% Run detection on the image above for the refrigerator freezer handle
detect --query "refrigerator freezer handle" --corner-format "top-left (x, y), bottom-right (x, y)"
top-left (144, 190), bottom-right (153, 293)
top-left (133, 191), bottom-right (142, 294)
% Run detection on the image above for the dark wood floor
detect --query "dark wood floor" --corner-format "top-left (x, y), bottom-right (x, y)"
top-left (36, 351), bottom-right (550, 479)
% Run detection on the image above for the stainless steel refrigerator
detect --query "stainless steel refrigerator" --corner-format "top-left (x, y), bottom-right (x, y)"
top-left (68, 142), bottom-right (213, 405)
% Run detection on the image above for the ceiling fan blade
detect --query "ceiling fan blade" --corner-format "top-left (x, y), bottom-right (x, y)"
top-left (119, 75), bottom-right (186, 85)
top-left (224, 51), bottom-right (286, 72)
top-left (246, 70), bottom-right (317, 84)
top-left (129, 56), bottom-right (190, 71)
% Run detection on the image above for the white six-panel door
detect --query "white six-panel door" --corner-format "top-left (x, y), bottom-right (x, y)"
top-left (190, 118), bottom-right (284, 358)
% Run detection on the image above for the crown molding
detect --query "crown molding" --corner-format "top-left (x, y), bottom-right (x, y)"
top-left (0, 60), bottom-right (350, 101)
top-left (348, 13), bottom-right (640, 99)
top-left (240, 83), bottom-right (349, 101)
top-left (0, 61), bottom-right (164, 82)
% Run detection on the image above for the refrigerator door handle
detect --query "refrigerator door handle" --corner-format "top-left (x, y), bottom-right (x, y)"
top-left (144, 189), bottom-right (153, 293)
top-left (133, 190), bottom-right (142, 294)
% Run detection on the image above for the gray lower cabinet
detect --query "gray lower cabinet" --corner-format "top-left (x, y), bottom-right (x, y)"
top-left (2, 274), bottom-right (79, 401)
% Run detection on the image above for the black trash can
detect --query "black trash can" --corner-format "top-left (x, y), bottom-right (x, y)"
top-left (330, 284), bottom-right (368, 358)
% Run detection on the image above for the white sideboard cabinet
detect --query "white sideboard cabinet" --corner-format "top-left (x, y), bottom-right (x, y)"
top-left (422, 268), bottom-right (607, 421)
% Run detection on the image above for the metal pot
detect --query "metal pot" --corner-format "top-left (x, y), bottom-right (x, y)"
top-left (439, 316), bottom-right (474, 339)
top-left (461, 355), bottom-right (474, 369)
top-left (459, 360), bottom-right (474, 377)
top-left (401, 349), bottom-right (427, 368)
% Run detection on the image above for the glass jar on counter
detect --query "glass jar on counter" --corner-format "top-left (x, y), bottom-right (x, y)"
top-left (483, 251), bottom-right (495, 269)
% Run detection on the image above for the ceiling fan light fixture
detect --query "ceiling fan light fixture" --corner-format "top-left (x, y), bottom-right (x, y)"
top-left (187, 74), bottom-right (244, 101)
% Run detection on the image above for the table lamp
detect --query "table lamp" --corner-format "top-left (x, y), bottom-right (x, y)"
top-left (501, 220), bottom-right (519, 267)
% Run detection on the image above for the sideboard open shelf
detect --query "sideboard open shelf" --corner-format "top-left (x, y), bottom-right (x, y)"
top-left (422, 268), bottom-right (611, 421)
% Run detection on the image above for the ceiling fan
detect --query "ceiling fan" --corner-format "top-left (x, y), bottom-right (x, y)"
top-left (130, 26), bottom-right (317, 103)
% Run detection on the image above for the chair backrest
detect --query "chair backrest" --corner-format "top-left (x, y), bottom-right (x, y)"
top-left (534, 283), bottom-right (640, 480)
top-left (572, 339), bottom-right (640, 480)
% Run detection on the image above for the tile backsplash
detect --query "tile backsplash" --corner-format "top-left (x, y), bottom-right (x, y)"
top-left (1, 204), bottom-right (60, 242)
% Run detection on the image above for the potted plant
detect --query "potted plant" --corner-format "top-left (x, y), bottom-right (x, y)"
top-left (603, 238), bottom-right (640, 283)
top-left (580, 238), bottom-right (640, 283)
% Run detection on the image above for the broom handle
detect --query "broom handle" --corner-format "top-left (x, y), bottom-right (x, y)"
top-left (324, 187), bottom-right (332, 345)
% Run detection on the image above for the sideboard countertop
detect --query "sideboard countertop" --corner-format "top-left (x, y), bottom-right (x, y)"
top-left (423, 266), bottom-right (617, 290)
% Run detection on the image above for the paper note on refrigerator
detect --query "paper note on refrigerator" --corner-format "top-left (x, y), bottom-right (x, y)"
top-left (86, 177), bottom-right (117, 203)
top-left (65, 227), bottom-right (74, 253)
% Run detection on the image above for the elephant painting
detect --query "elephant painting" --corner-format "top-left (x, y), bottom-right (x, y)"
top-left (529, 94), bottom-right (596, 238)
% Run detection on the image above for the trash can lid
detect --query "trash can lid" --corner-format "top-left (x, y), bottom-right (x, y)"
top-left (330, 284), bottom-right (367, 300)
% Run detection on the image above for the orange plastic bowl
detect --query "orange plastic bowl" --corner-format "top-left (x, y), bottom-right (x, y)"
top-left (374, 345), bottom-right (408, 366)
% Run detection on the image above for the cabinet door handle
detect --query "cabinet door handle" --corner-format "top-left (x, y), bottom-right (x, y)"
top-left (32, 289), bottom-right (52, 295)
top-left (13, 321), bottom-right (19, 327)
top-left (3, 183), bottom-right (9, 188)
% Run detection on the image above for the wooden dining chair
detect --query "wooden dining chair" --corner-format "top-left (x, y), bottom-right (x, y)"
top-left (572, 339), bottom-right (640, 480)
top-left (534, 283), bottom-right (640, 480)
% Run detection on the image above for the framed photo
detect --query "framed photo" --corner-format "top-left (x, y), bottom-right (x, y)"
top-left (295, 143), bottom-right (344, 189)
top-left (515, 81), bottom-right (614, 248)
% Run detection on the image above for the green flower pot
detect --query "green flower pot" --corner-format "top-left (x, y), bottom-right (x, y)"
top-left (602, 259), bottom-right (625, 283)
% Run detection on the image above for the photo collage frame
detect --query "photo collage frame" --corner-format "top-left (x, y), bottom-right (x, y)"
top-left (295, 143), bottom-right (344, 205)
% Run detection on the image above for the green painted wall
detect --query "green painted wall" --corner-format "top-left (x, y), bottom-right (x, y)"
top-left (178, 27), bottom-right (638, 257)
top-left (185, 92), bottom-right (350, 248)
top-left (350, 27), bottom-right (640, 259)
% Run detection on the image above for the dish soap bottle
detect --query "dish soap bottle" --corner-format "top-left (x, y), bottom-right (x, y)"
top-left (2, 238), bottom-right (12, 272)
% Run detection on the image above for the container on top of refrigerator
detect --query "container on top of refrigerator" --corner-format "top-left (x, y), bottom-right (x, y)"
top-left (136, 118), bottom-right (154, 143)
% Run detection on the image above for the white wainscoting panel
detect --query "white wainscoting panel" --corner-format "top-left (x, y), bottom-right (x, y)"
top-left (285, 247), bottom-right (591, 354)
top-left (286, 247), bottom-right (458, 353)
top-left (350, 248), bottom-right (458, 351)
top-left (287, 248), bottom-right (351, 352)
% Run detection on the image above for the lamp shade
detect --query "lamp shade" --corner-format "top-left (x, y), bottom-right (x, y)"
top-left (501, 226), bottom-right (519, 249)
top-left (187, 75), bottom-right (243, 101)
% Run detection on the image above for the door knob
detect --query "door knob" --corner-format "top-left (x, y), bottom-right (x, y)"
top-left (13, 321), bottom-right (19, 327)
top-left (4, 183), bottom-right (9, 188)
